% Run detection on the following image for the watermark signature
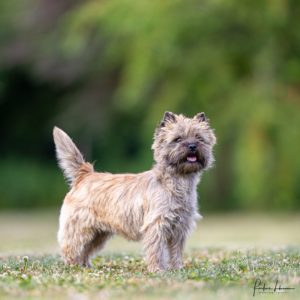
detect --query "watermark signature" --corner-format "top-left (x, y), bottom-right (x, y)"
top-left (253, 278), bottom-right (295, 296)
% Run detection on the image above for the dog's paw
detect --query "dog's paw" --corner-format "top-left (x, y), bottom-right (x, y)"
top-left (147, 265), bottom-right (166, 273)
top-left (168, 263), bottom-right (184, 271)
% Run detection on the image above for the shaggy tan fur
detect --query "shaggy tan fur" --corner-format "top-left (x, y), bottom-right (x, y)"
top-left (53, 111), bottom-right (216, 272)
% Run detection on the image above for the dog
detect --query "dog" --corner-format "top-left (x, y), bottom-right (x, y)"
top-left (53, 111), bottom-right (216, 272)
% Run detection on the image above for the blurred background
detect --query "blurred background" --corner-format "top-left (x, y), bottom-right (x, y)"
top-left (1, 0), bottom-right (300, 215)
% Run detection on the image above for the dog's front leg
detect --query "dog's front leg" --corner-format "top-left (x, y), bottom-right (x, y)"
top-left (167, 234), bottom-right (186, 270)
top-left (142, 222), bottom-right (168, 272)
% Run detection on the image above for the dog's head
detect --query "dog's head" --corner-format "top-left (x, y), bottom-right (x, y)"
top-left (152, 111), bottom-right (216, 174)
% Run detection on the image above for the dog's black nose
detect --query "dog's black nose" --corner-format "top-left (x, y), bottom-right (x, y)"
top-left (188, 143), bottom-right (197, 152)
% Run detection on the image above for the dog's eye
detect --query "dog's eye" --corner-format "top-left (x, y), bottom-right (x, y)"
top-left (196, 134), bottom-right (205, 143)
top-left (174, 137), bottom-right (182, 143)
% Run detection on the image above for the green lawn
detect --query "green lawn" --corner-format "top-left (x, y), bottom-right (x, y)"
top-left (0, 212), bottom-right (299, 299)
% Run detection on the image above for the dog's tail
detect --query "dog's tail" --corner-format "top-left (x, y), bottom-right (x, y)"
top-left (53, 127), bottom-right (94, 187)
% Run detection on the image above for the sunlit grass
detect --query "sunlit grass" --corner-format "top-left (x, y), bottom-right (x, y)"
top-left (0, 212), bottom-right (299, 299)
top-left (0, 248), bottom-right (299, 300)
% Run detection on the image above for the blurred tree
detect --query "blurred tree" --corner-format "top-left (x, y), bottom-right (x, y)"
top-left (0, 0), bottom-right (300, 210)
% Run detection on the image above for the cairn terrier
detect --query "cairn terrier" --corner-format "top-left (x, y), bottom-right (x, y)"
top-left (53, 111), bottom-right (216, 272)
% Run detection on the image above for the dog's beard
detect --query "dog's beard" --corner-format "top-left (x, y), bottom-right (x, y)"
top-left (166, 147), bottom-right (210, 175)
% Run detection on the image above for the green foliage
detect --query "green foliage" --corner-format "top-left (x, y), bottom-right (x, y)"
top-left (0, 158), bottom-right (66, 209)
top-left (0, 0), bottom-right (300, 210)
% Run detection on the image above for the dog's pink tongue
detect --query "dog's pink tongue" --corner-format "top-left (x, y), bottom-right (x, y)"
top-left (187, 156), bottom-right (197, 162)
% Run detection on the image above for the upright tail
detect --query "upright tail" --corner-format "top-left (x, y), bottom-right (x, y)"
top-left (53, 127), bottom-right (93, 187)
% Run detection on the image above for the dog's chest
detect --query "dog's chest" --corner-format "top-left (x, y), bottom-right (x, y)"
top-left (168, 194), bottom-right (196, 220)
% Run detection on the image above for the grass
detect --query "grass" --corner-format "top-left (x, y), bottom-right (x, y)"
top-left (0, 212), bottom-right (300, 299)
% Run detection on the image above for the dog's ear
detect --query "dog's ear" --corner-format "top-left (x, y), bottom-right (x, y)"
top-left (160, 111), bottom-right (177, 127)
top-left (194, 112), bottom-right (208, 122)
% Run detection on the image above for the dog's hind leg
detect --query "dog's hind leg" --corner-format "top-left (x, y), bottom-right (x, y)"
top-left (81, 231), bottom-right (112, 267)
top-left (58, 224), bottom-right (93, 266)
top-left (57, 207), bottom-right (107, 267)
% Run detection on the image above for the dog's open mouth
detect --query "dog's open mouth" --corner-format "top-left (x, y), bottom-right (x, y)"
top-left (186, 155), bottom-right (197, 163)
top-left (185, 154), bottom-right (206, 168)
